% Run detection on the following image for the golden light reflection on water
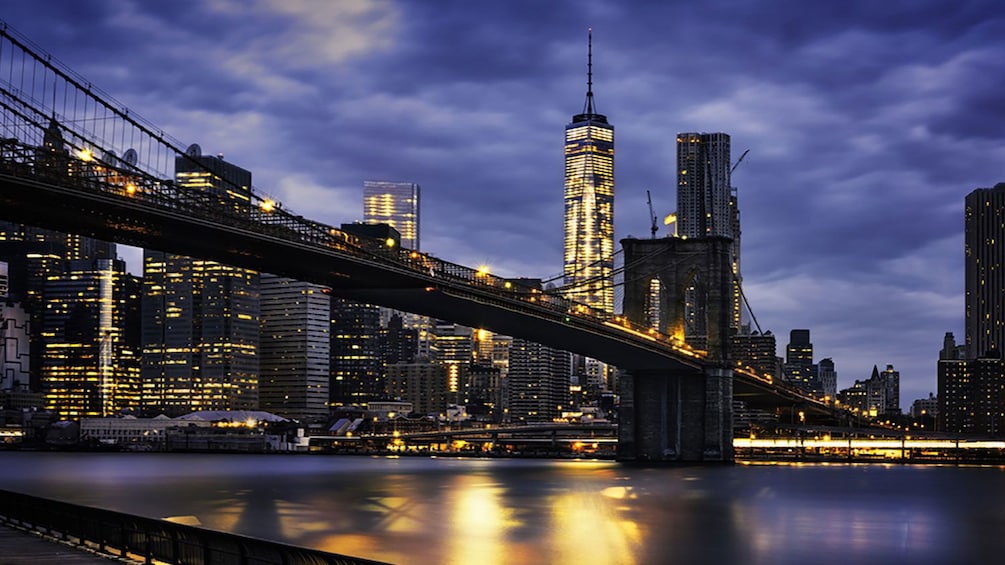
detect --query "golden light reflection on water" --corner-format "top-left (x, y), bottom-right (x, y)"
top-left (549, 485), bottom-right (640, 564)
top-left (445, 475), bottom-right (518, 565)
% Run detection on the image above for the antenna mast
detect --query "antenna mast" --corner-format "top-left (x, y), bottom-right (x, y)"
top-left (583, 28), bottom-right (595, 116)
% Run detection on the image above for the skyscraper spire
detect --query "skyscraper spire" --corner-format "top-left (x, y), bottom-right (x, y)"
top-left (583, 27), bottom-right (596, 116)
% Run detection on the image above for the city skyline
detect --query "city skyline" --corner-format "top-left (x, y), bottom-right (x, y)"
top-left (3, 1), bottom-right (1003, 406)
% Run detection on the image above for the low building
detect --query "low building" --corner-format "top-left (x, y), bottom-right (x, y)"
top-left (80, 414), bottom-right (212, 449)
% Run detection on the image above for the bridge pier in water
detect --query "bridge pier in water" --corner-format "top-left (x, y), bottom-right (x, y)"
top-left (617, 367), bottom-right (733, 463)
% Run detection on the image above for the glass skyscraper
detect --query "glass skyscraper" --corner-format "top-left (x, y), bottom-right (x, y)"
top-left (363, 180), bottom-right (420, 250)
top-left (563, 31), bottom-right (614, 314)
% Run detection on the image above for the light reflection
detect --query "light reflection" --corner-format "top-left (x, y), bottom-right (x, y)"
top-left (550, 486), bottom-right (638, 563)
top-left (446, 476), bottom-right (513, 565)
top-left (1, 454), bottom-right (989, 564)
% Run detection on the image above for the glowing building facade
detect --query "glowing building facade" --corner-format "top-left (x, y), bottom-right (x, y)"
top-left (42, 258), bottom-right (140, 419)
top-left (141, 154), bottom-right (259, 416)
top-left (563, 31), bottom-right (614, 314)
top-left (363, 181), bottom-right (420, 250)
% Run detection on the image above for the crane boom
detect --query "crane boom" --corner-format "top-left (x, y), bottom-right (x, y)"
top-left (646, 189), bottom-right (657, 238)
top-left (730, 149), bottom-right (750, 175)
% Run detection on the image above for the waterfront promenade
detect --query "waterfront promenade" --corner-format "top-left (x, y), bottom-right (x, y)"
top-left (0, 523), bottom-right (135, 564)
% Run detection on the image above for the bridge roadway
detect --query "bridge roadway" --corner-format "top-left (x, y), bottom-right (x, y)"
top-left (0, 146), bottom-right (833, 417)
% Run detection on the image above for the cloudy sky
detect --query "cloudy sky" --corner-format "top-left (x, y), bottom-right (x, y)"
top-left (5, 0), bottom-right (1003, 407)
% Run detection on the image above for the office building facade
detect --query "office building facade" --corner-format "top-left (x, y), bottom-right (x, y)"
top-left (363, 181), bottom-right (420, 251)
top-left (259, 275), bottom-right (330, 422)
top-left (141, 154), bottom-right (259, 416)
top-left (330, 298), bottom-right (383, 406)
top-left (507, 338), bottom-right (571, 423)
top-left (676, 132), bottom-right (742, 331)
top-left (965, 183), bottom-right (1005, 359)
top-left (42, 258), bottom-right (140, 419)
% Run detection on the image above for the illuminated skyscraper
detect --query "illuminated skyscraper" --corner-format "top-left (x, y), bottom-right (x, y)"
top-left (363, 181), bottom-right (420, 250)
top-left (141, 154), bottom-right (259, 416)
top-left (965, 183), bottom-right (1005, 358)
top-left (42, 258), bottom-right (140, 419)
top-left (564, 30), bottom-right (614, 314)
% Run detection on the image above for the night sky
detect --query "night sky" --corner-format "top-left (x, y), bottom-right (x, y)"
top-left (5, 1), bottom-right (1004, 408)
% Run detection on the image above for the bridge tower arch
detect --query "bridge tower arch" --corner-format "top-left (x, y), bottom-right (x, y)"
top-left (617, 236), bottom-right (734, 463)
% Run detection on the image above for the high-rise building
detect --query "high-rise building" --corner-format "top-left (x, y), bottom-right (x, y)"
top-left (330, 298), bottom-right (383, 406)
top-left (432, 321), bottom-right (474, 404)
top-left (141, 154), bottom-right (259, 416)
top-left (363, 180), bottom-right (420, 250)
top-left (1, 221), bottom-right (115, 391)
top-left (42, 258), bottom-right (140, 419)
top-left (783, 329), bottom-right (818, 393)
top-left (880, 364), bottom-right (901, 415)
top-left (379, 313), bottom-right (418, 367)
top-left (676, 133), bottom-right (732, 239)
top-left (259, 275), bottom-right (330, 422)
top-left (817, 358), bottom-right (838, 400)
top-left (965, 183), bottom-right (1005, 359)
top-left (731, 330), bottom-right (778, 380)
top-left (563, 30), bottom-right (614, 314)
top-left (939, 331), bottom-right (1005, 435)
top-left (507, 338), bottom-right (571, 423)
top-left (362, 180), bottom-right (428, 359)
top-left (676, 132), bottom-right (741, 331)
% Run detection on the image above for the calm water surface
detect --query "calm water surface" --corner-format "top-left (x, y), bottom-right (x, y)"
top-left (1, 452), bottom-right (1003, 564)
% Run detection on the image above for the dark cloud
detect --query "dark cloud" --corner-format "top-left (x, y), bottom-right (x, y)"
top-left (4, 0), bottom-right (1004, 406)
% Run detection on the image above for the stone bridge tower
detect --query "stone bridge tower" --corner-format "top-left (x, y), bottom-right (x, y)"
top-left (617, 236), bottom-right (734, 463)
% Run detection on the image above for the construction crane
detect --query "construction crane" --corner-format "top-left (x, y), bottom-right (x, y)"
top-left (731, 149), bottom-right (750, 175)
top-left (646, 189), bottom-right (658, 238)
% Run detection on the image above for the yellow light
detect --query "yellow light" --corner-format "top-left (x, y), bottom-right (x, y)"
top-left (126, 183), bottom-right (137, 195)
top-left (476, 265), bottom-right (490, 276)
top-left (260, 199), bottom-right (275, 212)
top-left (664, 213), bottom-right (677, 225)
top-left (78, 148), bottom-right (93, 161)
top-left (385, 238), bottom-right (396, 248)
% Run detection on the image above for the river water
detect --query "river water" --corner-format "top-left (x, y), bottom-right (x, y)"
top-left (1, 452), bottom-right (1003, 564)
